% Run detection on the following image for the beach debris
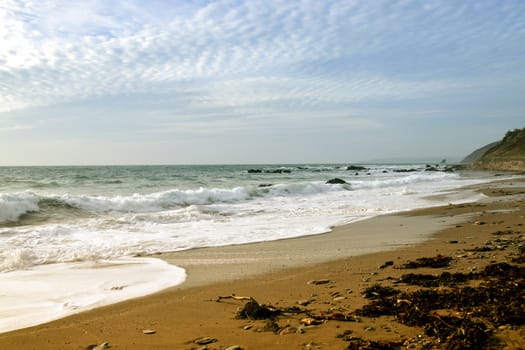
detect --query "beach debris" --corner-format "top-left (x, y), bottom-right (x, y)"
top-left (223, 346), bottom-right (243, 350)
top-left (193, 337), bottom-right (218, 345)
top-left (263, 318), bottom-right (281, 332)
top-left (379, 260), bottom-right (394, 269)
top-left (300, 317), bottom-right (322, 326)
top-left (109, 285), bottom-right (125, 291)
top-left (307, 278), bottom-right (331, 285)
top-left (278, 325), bottom-right (299, 335)
top-left (215, 294), bottom-right (254, 302)
top-left (336, 330), bottom-right (353, 340)
top-left (236, 299), bottom-right (281, 320)
top-left (492, 230), bottom-right (515, 235)
top-left (399, 254), bottom-right (454, 268)
top-left (396, 271), bottom-right (469, 287)
top-left (362, 284), bottom-right (399, 299)
top-left (297, 299), bottom-right (312, 306)
top-left (142, 329), bottom-right (156, 335)
top-left (344, 337), bottom-right (403, 350)
top-left (352, 261), bottom-right (525, 349)
top-left (86, 342), bottom-right (110, 350)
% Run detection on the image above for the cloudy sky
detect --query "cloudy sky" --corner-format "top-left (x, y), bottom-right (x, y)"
top-left (1, 0), bottom-right (524, 165)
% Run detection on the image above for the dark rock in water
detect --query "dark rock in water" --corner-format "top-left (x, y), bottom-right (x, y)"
top-left (326, 178), bottom-right (347, 184)
top-left (394, 168), bottom-right (417, 173)
top-left (247, 169), bottom-right (262, 173)
top-left (258, 183), bottom-right (273, 187)
top-left (425, 166), bottom-right (439, 172)
top-left (265, 169), bottom-right (291, 174)
top-left (346, 165), bottom-right (367, 171)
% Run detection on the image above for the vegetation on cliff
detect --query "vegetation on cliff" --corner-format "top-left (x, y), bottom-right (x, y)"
top-left (471, 127), bottom-right (525, 171)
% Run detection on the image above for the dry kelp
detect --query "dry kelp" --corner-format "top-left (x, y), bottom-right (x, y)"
top-left (399, 254), bottom-right (454, 268)
top-left (236, 299), bottom-right (282, 320)
top-left (235, 298), bottom-right (303, 320)
top-left (396, 262), bottom-right (525, 287)
top-left (354, 262), bottom-right (525, 349)
top-left (397, 271), bottom-right (469, 287)
top-left (345, 337), bottom-right (404, 350)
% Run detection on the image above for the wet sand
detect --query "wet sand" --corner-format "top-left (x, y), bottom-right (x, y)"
top-left (0, 177), bottom-right (523, 349)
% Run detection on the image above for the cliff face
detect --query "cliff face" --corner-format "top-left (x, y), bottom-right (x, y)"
top-left (461, 141), bottom-right (501, 164)
top-left (471, 128), bottom-right (525, 171)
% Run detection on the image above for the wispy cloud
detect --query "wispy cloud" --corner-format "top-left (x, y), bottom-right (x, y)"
top-left (2, 0), bottom-right (521, 112)
top-left (0, 0), bottom-right (524, 163)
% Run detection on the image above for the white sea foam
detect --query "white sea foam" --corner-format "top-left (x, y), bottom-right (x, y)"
top-left (0, 257), bottom-right (186, 333)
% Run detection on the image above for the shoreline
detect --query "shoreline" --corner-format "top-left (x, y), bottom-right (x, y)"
top-left (0, 177), bottom-right (523, 349)
top-left (157, 213), bottom-right (469, 290)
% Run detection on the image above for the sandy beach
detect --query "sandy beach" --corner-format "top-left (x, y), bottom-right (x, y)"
top-left (0, 177), bottom-right (523, 349)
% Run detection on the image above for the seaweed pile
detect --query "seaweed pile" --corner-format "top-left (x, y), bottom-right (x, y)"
top-left (398, 254), bottom-right (454, 269)
top-left (354, 262), bottom-right (525, 349)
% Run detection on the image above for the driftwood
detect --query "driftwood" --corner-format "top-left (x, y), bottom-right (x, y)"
top-left (215, 294), bottom-right (255, 302)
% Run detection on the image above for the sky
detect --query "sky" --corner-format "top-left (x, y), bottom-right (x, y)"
top-left (1, 0), bottom-right (524, 165)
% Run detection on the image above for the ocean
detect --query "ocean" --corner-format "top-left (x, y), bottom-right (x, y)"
top-left (0, 164), bottom-right (495, 332)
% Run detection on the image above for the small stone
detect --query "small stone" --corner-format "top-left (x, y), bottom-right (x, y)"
top-left (297, 299), bottom-right (311, 306)
top-left (194, 337), bottom-right (217, 345)
top-left (86, 342), bottom-right (110, 350)
top-left (300, 317), bottom-right (322, 326)
top-left (307, 279), bottom-right (330, 285)
top-left (142, 329), bottom-right (156, 335)
top-left (278, 326), bottom-right (298, 335)
top-left (379, 260), bottom-right (394, 269)
top-left (448, 240), bottom-right (459, 244)
top-left (243, 325), bottom-right (252, 330)
top-left (224, 346), bottom-right (243, 350)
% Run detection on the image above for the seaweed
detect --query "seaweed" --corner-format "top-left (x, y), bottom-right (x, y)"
top-left (362, 284), bottom-right (400, 299)
top-left (399, 254), bottom-right (454, 268)
top-left (345, 337), bottom-right (403, 350)
top-left (235, 299), bottom-right (281, 320)
top-left (352, 262), bottom-right (525, 349)
top-left (397, 271), bottom-right (470, 287)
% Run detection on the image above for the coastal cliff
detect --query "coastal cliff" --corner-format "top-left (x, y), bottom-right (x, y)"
top-left (468, 128), bottom-right (525, 171)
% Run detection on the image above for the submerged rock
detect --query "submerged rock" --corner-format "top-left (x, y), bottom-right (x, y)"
top-left (326, 178), bottom-right (347, 184)
top-left (346, 165), bottom-right (367, 171)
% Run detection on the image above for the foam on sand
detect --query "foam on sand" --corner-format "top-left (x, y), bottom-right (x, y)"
top-left (0, 257), bottom-right (186, 333)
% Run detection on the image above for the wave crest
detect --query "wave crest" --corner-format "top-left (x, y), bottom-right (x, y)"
top-left (0, 192), bottom-right (40, 223)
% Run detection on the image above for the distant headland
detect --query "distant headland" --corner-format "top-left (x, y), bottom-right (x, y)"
top-left (463, 127), bottom-right (525, 171)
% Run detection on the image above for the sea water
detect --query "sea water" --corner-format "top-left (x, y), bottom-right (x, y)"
top-left (0, 164), bottom-right (496, 331)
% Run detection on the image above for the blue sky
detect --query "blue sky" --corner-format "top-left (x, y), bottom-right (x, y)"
top-left (1, 0), bottom-right (524, 165)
